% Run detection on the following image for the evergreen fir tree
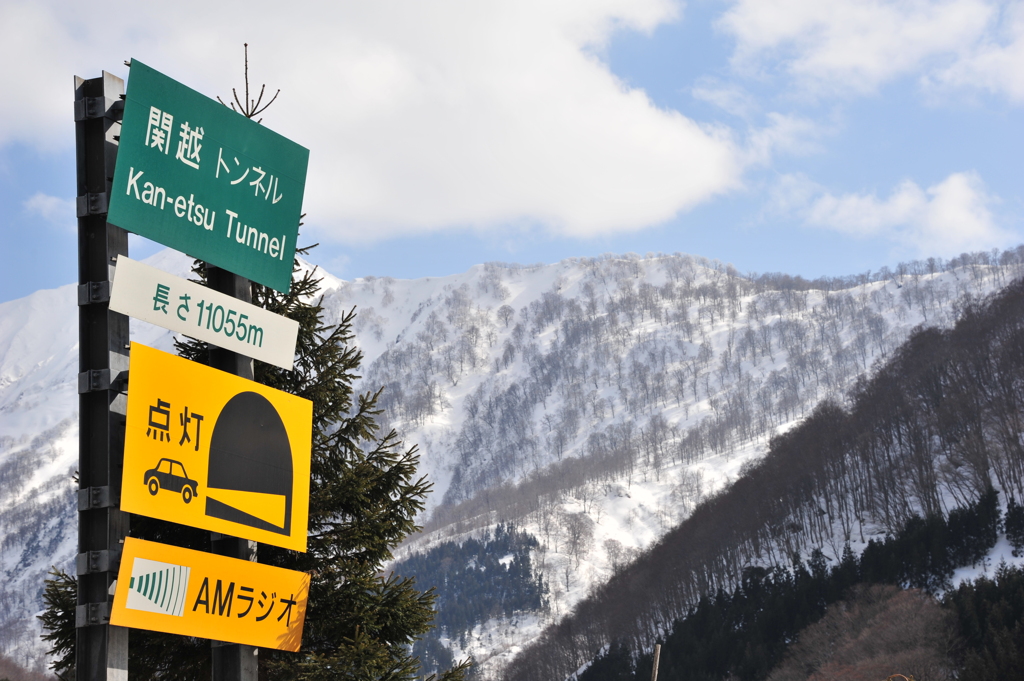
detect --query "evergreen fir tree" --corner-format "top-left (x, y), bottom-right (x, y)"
top-left (1005, 498), bottom-right (1024, 556)
top-left (232, 257), bottom-right (471, 680)
top-left (38, 568), bottom-right (76, 681)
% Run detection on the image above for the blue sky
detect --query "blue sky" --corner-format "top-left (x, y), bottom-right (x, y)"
top-left (2, 0), bottom-right (1023, 303)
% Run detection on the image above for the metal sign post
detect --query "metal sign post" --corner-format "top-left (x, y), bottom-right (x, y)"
top-left (207, 265), bottom-right (258, 681)
top-left (75, 59), bottom-right (307, 681)
top-left (74, 71), bottom-right (129, 681)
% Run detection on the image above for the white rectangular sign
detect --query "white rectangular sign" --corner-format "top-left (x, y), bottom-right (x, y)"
top-left (109, 256), bottom-right (299, 370)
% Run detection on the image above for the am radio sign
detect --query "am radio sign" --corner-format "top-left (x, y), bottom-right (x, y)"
top-left (111, 538), bottom-right (310, 651)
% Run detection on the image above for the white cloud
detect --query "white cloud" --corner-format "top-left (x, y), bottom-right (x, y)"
top-left (691, 78), bottom-right (759, 118)
top-left (742, 113), bottom-right (823, 166)
top-left (0, 0), bottom-right (748, 242)
top-left (717, 0), bottom-right (996, 97)
top-left (779, 171), bottom-right (1014, 256)
top-left (930, 1), bottom-right (1024, 101)
top-left (23, 193), bottom-right (75, 231)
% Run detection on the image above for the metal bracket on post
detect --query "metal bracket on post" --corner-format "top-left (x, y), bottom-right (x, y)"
top-left (78, 486), bottom-right (116, 511)
top-left (76, 549), bottom-right (121, 576)
top-left (78, 281), bottom-right (111, 306)
top-left (78, 369), bottom-right (110, 393)
top-left (75, 602), bottom-right (112, 628)
top-left (77, 192), bottom-right (109, 217)
top-left (73, 96), bottom-right (124, 122)
top-left (78, 369), bottom-right (128, 393)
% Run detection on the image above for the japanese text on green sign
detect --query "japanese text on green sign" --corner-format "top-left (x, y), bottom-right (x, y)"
top-left (109, 60), bottom-right (309, 293)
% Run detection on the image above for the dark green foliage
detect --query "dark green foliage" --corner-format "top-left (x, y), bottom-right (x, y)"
top-left (947, 489), bottom-right (1000, 568)
top-left (946, 563), bottom-right (1024, 678)
top-left (648, 553), bottom-right (853, 681)
top-left (396, 524), bottom-right (545, 678)
top-left (239, 263), bottom-right (465, 679)
top-left (861, 488), bottom-right (1000, 592)
top-left (1005, 498), bottom-right (1024, 556)
top-left (199, 259), bottom-right (467, 680)
top-left (395, 524), bottom-right (546, 639)
top-left (37, 568), bottom-right (76, 681)
top-left (410, 635), bottom-right (456, 677)
top-left (578, 641), bottom-right (633, 681)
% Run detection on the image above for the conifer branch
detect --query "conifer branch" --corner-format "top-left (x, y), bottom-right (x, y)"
top-left (216, 43), bottom-right (280, 122)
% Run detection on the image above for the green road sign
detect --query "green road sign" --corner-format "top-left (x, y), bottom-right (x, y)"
top-left (109, 60), bottom-right (308, 293)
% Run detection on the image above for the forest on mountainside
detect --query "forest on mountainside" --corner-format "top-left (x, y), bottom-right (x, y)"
top-left (394, 524), bottom-right (547, 676)
top-left (578, 493), bottom-right (1024, 681)
top-left (576, 491), bottom-right (1000, 680)
top-left (945, 562), bottom-right (1024, 677)
top-left (500, 272), bottom-right (1024, 680)
top-left (371, 251), bottom-right (1024, 513)
top-left (395, 249), bottom-right (1024, 553)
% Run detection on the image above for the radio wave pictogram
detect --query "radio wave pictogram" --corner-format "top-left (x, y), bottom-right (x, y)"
top-left (126, 557), bottom-right (191, 617)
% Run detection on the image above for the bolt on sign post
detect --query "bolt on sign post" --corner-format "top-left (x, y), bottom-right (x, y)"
top-left (108, 256), bottom-right (299, 370)
top-left (74, 70), bottom-right (129, 681)
top-left (108, 60), bottom-right (309, 294)
top-left (121, 342), bottom-right (312, 551)
top-left (110, 538), bottom-right (309, 651)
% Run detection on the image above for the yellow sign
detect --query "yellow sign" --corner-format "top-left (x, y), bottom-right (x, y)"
top-left (110, 537), bottom-right (309, 651)
top-left (123, 342), bottom-right (312, 551)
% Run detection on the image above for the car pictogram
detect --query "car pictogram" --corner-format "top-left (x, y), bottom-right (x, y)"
top-left (144, 458), bottom-right (200, 504)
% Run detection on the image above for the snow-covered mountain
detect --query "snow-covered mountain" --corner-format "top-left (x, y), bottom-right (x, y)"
top-left (336, 252), bottom-right (1023, 676)
top-left (0, 248), bottom-right (1019, 674)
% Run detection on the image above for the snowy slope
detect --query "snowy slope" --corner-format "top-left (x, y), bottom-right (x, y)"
top-left (317, 253), bottom-right (1020, 676)
top-left (321, 250), bottom-right (1015, 675)
top-left (0, 248), bottom-right (1018, 673)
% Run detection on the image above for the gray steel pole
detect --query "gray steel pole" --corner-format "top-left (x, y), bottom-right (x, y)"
top-left (74, 71), bottom-right (129, 681)
top-left (650, 643), bottom-right (661, 681)
top-left (207, 265), bottom-right (258, 681)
